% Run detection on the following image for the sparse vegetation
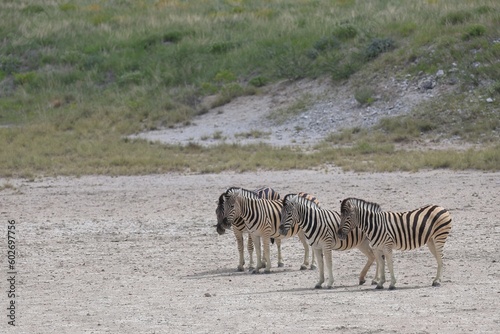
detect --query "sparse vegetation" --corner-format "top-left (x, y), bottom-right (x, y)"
top-left (354, 87), bottom-right (376, 106)
top-left (268, 93), bottom-right (314, 124)
top-left (0, 0), bottom-right (499, 177)
top-left (235, 131), bottom-right (271, 139)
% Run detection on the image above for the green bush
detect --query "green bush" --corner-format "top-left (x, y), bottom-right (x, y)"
top-left (332, 25), bottom-right (357, 41)
top-left (365, 38), bottom-right (395, 60)
top-left (354, 87), bottom-right (375, 106)
top-left (462, 24), bottom-right (487, 40)
top-left (313, 36), bottom-right (340, 52)
top-left (249, 76), bottom-right (268, 87)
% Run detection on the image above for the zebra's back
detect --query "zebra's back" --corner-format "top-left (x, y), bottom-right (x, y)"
top-left (384, 205), bottom-right (452, 251)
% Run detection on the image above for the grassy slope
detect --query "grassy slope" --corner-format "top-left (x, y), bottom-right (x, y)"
top-left (0, 0), bottom-right (499, 177)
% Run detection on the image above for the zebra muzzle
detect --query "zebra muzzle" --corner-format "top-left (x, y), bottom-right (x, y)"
top-left (222, 217), bottom-right (231, 228)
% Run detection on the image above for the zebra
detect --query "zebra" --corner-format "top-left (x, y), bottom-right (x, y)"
top-left (279, 193), bottom-right (379, 289)
top-left (337, 197), bottom-right (452, 290)
top-left (215, 187), bottom-right (282, 272)
top-left (220, 187), bottom-right (316, 273)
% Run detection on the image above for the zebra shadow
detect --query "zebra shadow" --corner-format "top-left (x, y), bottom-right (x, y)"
top-left (271, 283), bottom-right (429, 294)
top-left (186, 267), bottom-right (306, 280)
top-left (185, 268), bottom-right (248, 279)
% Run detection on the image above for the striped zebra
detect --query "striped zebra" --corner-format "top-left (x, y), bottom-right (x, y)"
top-left (215, 187), bottom-right (282, 272)
top-left (337, 197), bottom-right (452, 290)
top-left (279, 194), bottom-right (378, 289)
top-left (220, 187), bottom-right (316, 274)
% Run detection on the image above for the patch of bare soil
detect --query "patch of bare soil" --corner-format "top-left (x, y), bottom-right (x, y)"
top-left (132, 73), bottom-right (455, 147)
top-left (1, 169), bottom-right (499, 333)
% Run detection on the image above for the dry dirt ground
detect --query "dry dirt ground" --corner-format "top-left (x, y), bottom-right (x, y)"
top-left (1, 169), bottom-right (499, 333)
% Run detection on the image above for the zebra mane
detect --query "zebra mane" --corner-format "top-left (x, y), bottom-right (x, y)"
top-left (217, 193), bottom-right (225, 208)
top-left (225, 186), bottom-right (259, 199)
top-left (341, 197), bottom-right (382, 213)
top-left (284, 193), bottom-right (321, 208)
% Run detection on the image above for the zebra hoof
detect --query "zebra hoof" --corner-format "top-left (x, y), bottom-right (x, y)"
top-left (278, 262), bottom-right (284, 268)
top-left (359, 279), bottom-right (366, 285)
top-left (310, 264), bottom-right (317, 270)
top-left (300, 264), bottom-right (307, 270)
top-left (314, 284), bottom-right (322, 289)
top-left (389, 285), bottom-right (396, 290)
top-left (432, 281), bottom-right (441, 287)
top-left (325, 285), bottom-right (333, 289)
top-left (371, 280), bottom-right (378, 285)
top-left (248, 266), bottom-right (255, 271)
top-left (375, 285), bottom-right (384, 290)
top-left (264, 269), bottom-right (271, 274)
top-left (251, 269), bottom-right (260, 274)
top-left (237, 266), bottom-right (244, 272)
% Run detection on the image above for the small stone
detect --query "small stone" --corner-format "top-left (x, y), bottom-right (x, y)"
top-left (436, 69), bottom-right (445, 77)
top-left (486, 98), bottom-right (493, 103)
top-left (421, 80), bottom-right (435, 90)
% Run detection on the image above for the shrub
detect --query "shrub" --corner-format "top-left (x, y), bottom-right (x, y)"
top-left (365, 38), bottom-right (395, 60)
top-left (313, 36), bottom-right (340, 52)
top-left (332, 25), bottom-right (357, 41)
top-left (214, 70), bottom-right (236, 84)
top-left (163, 31), bottom-right (184, 44)
top-left (462, 25), bottom-right (487, 40)
top-left (354, 87), bottom-right (375, 105)
top-left (249, 76), bottom-right (268, 87)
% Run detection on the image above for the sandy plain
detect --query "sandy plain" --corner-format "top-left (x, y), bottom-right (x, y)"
top-left (1, 168), bottom-right (499, 333)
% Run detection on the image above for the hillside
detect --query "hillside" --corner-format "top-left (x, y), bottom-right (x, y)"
top-left (133, 69), bottom-right (461, 148)
top-left (0, 0), bottom-right (499, 176)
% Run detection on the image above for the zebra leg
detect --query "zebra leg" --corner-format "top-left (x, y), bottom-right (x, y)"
top-left (324, 249), bottom-right (334, 289)
top-left (314, 248), bottom-right (325, 289)
top-left (263, 236), bottom-right (272, 274)
top-left (275, 238), bottom-right (284, 268)
top-left (310, 247), bottom-right (316, 270)
top-left (372, 251), bottom-right (381, 285)
top-left (385, 248), bottom-right (397, 290)
top-left (252, 235), bottom-right (263, 274)
top-left (427, 239), bottom-right (443, 287)
top-left (356, 240), bottom-right (377, 285)
top-left (233, 228), bottom-right (246, 272)
top-left (375, 249), bottom-right (386, 289)
top-left (247, 233), bottom-right (255, 271)
top-left (297, 230), bottom-right (310, 270)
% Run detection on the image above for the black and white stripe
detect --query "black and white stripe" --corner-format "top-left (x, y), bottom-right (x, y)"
top-left (279, 194), bottom-right (378, 289)
top-left (215, 187), bottom-right (280, 271)
top-left (221, 187), bottom-right (315, 273)
top-left (338, 197), bottom-right (452, 289)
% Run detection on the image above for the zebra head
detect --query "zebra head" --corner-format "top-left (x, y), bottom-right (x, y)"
top-left (338, 198), bottom-right (358, 240)
top-left (279, 194), bottom-right (300, 236)
top-left (221, 187), bottom-right (243, 228)
top-left (338, 197), bottom-right (382, 239)
top-left (215, 194), bottom-right (228, 235)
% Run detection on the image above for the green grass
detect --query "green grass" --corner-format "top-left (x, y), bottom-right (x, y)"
top-left (0, 0), bottom-right (499, 177)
